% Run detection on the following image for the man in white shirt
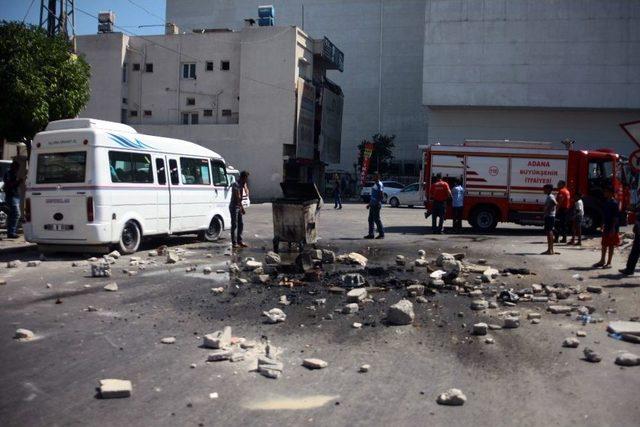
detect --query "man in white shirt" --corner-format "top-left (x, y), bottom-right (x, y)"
top-left (451, 178), bottom-right (464, 233)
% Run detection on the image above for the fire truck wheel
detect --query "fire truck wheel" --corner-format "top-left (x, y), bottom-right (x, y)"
top-left (470, 206), bottom-right (498, 232)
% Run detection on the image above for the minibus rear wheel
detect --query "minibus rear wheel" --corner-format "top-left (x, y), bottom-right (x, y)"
top-left (118, 220), bottom-right (141, 254)
top-left (200, 216), bottom-right (222, 242)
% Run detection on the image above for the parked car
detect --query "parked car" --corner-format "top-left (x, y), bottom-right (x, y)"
top-left (360, 180), bottom-right (405, 203)
top-left (388, 182), bottom-right (422, 208)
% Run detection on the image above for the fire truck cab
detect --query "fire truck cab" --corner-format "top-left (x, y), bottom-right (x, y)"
top-left (420, 140), bottom-right (631, 233)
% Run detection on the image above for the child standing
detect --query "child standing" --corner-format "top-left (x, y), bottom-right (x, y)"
top-left (568, 192), bottom-right (583, 246)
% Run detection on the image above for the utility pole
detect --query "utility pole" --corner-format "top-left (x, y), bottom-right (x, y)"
top-left (39, 0), bottom-right (75, 38)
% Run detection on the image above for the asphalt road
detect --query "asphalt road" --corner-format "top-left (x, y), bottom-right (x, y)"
top-left (0, 203), bottom-right (639, 427)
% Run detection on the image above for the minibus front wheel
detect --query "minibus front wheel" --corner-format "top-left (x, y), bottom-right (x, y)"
top-left (200, 216), bottom-right (222, 242)
top-left (118, 220), bottom-right (142, 254)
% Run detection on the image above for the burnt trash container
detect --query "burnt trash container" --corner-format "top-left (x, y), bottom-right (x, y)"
top-left (272, 182), bottom-right (323, 253)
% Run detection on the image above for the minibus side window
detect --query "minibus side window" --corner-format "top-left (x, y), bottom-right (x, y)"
top-left (155, 158), bottom-right (166, 185)
top-left (211, 160), bottom-right (228, 187)
top-left (169, 159), bottom-right (179, 185)
top-left (179, 157), bottom-right (211, 185)
top-left (108, 151), bottom-right (153, 183)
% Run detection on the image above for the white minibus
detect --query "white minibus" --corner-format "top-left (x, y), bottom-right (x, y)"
top-left (24, 118), bottom-right (232, 253)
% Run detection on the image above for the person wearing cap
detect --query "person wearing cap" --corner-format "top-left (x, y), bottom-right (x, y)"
top-left (429, 174), bottom-right (451, 234)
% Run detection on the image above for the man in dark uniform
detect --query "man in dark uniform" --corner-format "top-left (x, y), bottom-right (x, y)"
top-left (229, 171), bottom-right (249, 249)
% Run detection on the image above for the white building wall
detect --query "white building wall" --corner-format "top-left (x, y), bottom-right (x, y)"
top-left (166, 0), bottom-right (428, 171)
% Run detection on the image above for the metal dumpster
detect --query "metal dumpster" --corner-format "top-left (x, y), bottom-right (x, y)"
top-left (272, 182), bottom-right (323, 252)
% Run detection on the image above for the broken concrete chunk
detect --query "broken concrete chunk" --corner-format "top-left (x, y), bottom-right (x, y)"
top-left (211, 287), bottom-right (224, 294)
top-left (14, 328), bottom-right (34, 341)
top-left (228, 263), bottom-right (240, 274)
top-left (562, 337), bottom-right (580, 348)
top-left (264, 251), bottom-right (281, 265)
top-left (91, 263), bottom-right (111, 278)
top-left (279, 295), bottom-right (291, 306)
top-left (107, 250), bottom-right (121, 259)
top-left (99, 379), bottom-right (132, 398)
top-left (470, 299), bottom-right (489, 311)
top-left (615, 352), bottom-right (640, 367)
top-left (359, 364), bottom-right (370, 373)
top-left (395, 255), bottom-right (406, 266)
top-left (472, 323), bottom-right (488, 336)
top-left (482, 268), bottom-right (499, 283)
top-left (342, 273), bottom-right (366, 287)
top-left (203, 326), bottom-right (232, 349)
top-left (387, 299), bottom-right (415, 325)
top-left (347, 288), bottom-right (368, 303)
top-left (583, 347), bottom-right (602, 363)
top-left (503, 316), bottom-right (520, 329)
top-left (352, 322), bottom-right (363, 329)
top-left (548, 305), bottom-right (573, 314)
top-left (406, 284), bottom-right (425, 296)
top-left (429, 270), bottom-right (445, 280)
top-left (342, 303), bottom-right (359, 314)
top-left (103, 282), bottom-right (118, 292)
top-left (207, 349), bottom-right (233, 362)
top-left (321, 249), bottom-right (336, 264)
top-left (253, 274), bottom-right (271, 284)
top-left (202, 266), bottom-right (213, 275)
top-left (532, 284), bottom-right (543, 294)
top-left (7, 260), bottom-right (22, 268)
top-left (527, 312), bottom-right (541, 320)
top-left (607, 321), bottom-right (640, 336)
top-left (230, 352), bottom-right (246, 362)
top-left (586, 285), bottom-right (603, 294)
top-left (302, 358), bottom-right (328, 369)
top-left (161, 337), bottom-right (176, 344)
top-left (576, 331), bottom-right (587, 337)
top-left (436, 253), bottom-right (455, 267)
top-left (415, 259), bottom-right (429, 267)
top-left (27, 260), bottom-right (41, 267)
top-left (436, 388), bottom-right (466, 406)
top-left (314, 298), bottom-right (327, 306)
top-left (345, 252), bottom-right (368, 266)
top-left (263, 308), bottom-right (286, 323)
top-left (166, 251), bottom-right (180, 264)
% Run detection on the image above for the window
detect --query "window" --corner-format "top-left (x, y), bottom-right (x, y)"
top-left (210, 160), bottom-right (228, 187)
top-left (220, 60), bottom-right (230, 71)
top-left (132, 63), bottom-right (140, 71)
top-left (121, 109), bottom-right (127, 124)
top-left (182, 62), bottom-right (196, 79)
top-left (186, 97), bottom-right (195, 106)
top-left (221, 109), bottom-right (231, 116)
top-left (122, 98), bottom-right (128, 104)
top-left (122, 63), bottom-right (127, 83)
top-left (130, 110), bottom-right (138, 117)
top-left (180, 157), bottom-right (210, 185)
top-left (402, 184), bottom-right (419, 192)
top-left (206, 61), bottom-right (214, 71)
top-left (108, 151), bottom-right (153, 183)
top-left (144, 110), bottom-right (152, 117)
top-left (36, 152), bottom-right (86, 184)
top-left (182, 112), bottom-right (199, 125)
top-left (155, 158), bottom-right (166, 185)
top-left (145, 63), bottom-right (153, 72)
top-left (169, 159), bottom-right (179, 185)
top-left (203, 109), bottom-right (213, 117)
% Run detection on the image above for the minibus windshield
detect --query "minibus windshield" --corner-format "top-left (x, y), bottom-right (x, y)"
top-left (36, 151), bottom-right (87, 184)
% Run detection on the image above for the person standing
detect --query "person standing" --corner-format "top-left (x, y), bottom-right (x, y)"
top-left (594, 186), bottom-right (619, 268)
top-left (451, 178), bottom-right (464, 233)
top-left (429, 174), bottom-right (451, 234)
top-left (541, 183), bottom-right (558, 255)
top-left (333, 174), bottom-right (342, 209)
top-left (229, 171), bottom-right (249, 249)
top-left (364, 173), bottom-right (384, 239)
top-left (3, 160), bottom-right (22, 239)
top-left (555, 180), bottom-right (571, 243)
top-left (620, 205), bottom-right (640, 275)
top-left (568, 192), bottom-right (583, 246)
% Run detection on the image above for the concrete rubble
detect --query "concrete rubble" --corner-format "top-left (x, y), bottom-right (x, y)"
top-left (27, 260), bottom-right (41, 267)
top-left (7, 260), bottom-right (22, 268)
top-left (103, 283), bottom-right (118, 292)
top-left (263, 308), bottom-right (286, 323)
top-left (342, 273), bottom-right (366, 287)
top-left (166, 251), bottom-right (180, 264)
top-left (337, 252), bottom-right (368, 266)
top-left (99, 379), bottom-right (132, 398)
top-left (614, 352), bottom-right (640, 367)
top-left (203, 326), bottom-right (232, 349)
top-left (346, 288), bottom-right (368, 302)
top-left (503, 316), bottom-right (520, 329)
top-left (583, 348), bottom-right (602, 363)
top-left (562, 337), bottom-right (580, 348)
top-left (342, 303), bottom-right (359, 314)
top-left (91, 263), bottom-right (111, 278)
top-left (264, 251), bottom-right (281, 265)
top-left (387, 299), bottom-right (415, 325)
top-left (302, 358), bottom-right (328, 369)
top-left (607, 321), bottom-right (640, 336)
top-left (14, 328), bottom-right (34, 341)
top-left (359, 364), bottom-right (370, 373)
top-left (472, 323), bottom-right (488, 336)
top-left (257, 356), bottom-right (283, 379)
top-left (160, 337), bottom-right (176, 344)
top-left (437, 388), bottom-right (467, 406)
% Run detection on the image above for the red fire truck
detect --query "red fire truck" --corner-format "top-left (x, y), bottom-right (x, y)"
top-left (420, 140), bottom-right (632, 233)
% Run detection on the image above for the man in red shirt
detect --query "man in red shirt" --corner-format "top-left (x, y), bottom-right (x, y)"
top-left (429, 174), bottom-right (452, 234)
top-left (555, 180), bottom-right (571, 243)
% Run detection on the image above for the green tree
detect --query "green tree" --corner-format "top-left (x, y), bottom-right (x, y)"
top-left (0, 21), bottom-right (90, 144)
top-left (357, 133), bottom-right (396, 175)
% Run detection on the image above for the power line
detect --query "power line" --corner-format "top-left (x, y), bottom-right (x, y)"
top-left (126, 0), bottom-right (166, 26)
top-left (22, 0), bottom-right (36, 23)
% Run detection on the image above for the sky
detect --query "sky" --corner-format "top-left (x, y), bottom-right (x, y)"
top-left (0, 0), bottom-right (167, 36)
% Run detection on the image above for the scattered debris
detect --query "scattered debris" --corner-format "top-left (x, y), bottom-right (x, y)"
top-left (503, 316), bottom-right (520, 329)
top-left (583, 348), bottom-right (602, 363)
top-left (470, 299), bottom-right (489, 311)
top-left (347, 288), bottom-right (368, 302)
top-left (99, 379), bottom-right (132, 398)
top-left (14, 328), bottom-right (34, 341)
top-left (279, 295), bottom-right (291, 306)
top-left (244, 259), bottom-right (263, 271)
top-left (27, 260), bottom-right (41, 267)
top-left (203, 326), bottom-right (232, 349)
top-left (396, 255), bottom-right (406, 266)
top-left (91, 263), bottom-right (111, 278)
top-left (607, 321), bottom-right (640, 336)
top-left (485, 337), bottom-right (495, 344)
top-left (472, 323), bottom-right (488, 336)
top-left (107, 250), bottom-right (121, 259)
top-left (386, 299), bottom-right (415, 325)
top-left (161, 337), bottom-right (176, 344)
top-left (338, 252), bottom-right (368, 266)
top-left (321, 249), bottom-right (336, 264)
top-left (498, 290), bottom-right (520, 304)
top-left (548, 305), bottom-right (573, 314)
top-left (527, 312), bottom-right (541, 320)
top-left (342, 273), bottom-right (366, 287)
top-left (586, 285), bottom-right (603, 294)
top-left (265, 251), bottom-right (281, 265)
top-left (359, 364), bottom-right (370, 373)
top-left (7, 260), bottom-right (21, 268)
top-left (257, 356), bottom-right (283, 379)
top-left (436, 388), bottom-right (466, 406)
top-left (352, 322), bottom-right (363, 329)
top-left (563, 337), bottom-right (580, 348)
top-left (211, 287), bottom-right (224, 294)
top-left (263, 308), bottom-right (286, 323)
top-left (614, 352), bottom-right (640, 367)
top-left (166, 251), bottom-right (180, 264)
top-left (303, 358), bottom-right (328, 369)
top-left (576, 331), bottom-right (587, 337)
top-left (209, 392), bottom-right (219, 399)
top-left (202, 266), bottom-right (212, 274)
top-left (207, 349), bottom-right (233, 362)
top-left (103, 283), bottom-right (118, 292)
top-left (342, 303), bottom-right (359, 314)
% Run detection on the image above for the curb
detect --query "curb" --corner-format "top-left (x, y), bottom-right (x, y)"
top-left (0, 243), bottom-right (37, 255)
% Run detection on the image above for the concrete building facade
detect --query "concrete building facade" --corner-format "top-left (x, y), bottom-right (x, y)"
top-left (76, 26), bottom-right (344, 198)
top-left (166, 0), bottom-right (640, 178)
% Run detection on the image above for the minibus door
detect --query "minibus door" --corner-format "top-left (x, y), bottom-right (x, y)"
top-left (155, 157), bottom-right (170, 233)
top-left (167, 156), bottom-right (182, 232)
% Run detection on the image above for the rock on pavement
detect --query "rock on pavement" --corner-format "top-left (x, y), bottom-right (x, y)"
top-left (472, 323), bottom-right (488, 336)
top-left (99, 379), bottom-right (132, 398)
top-left (387, 299), bottom-right (415, 325)
top-left (562, 337), bottom-right (580, 348)
top-left (14, 329), bottom-right (34, 341)
top-left (160, 337), bottom-right (176, 344)
top-left (103, 283), bottom-right (118, 292)
top-left (615, 352), bottom-right (640, 367)
top-left (203, 326), bottom-right (232, 349)
top-left (263, 308), bottom-right (286, 323)
top-left (583, 348), bottom-right (602, 363)
top-left (347, 288), bottom-right (368, 302)
top-left (302, 358), bottom-right (328, 369)
top-left (436, 388), bottom-right (467, 406)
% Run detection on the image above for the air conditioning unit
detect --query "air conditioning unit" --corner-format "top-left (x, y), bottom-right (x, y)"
top-left (98, 11), bottom-right (115, 24)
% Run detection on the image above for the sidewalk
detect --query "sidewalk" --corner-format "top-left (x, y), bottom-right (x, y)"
top-left (0, 234), bottom-right (36, 255)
